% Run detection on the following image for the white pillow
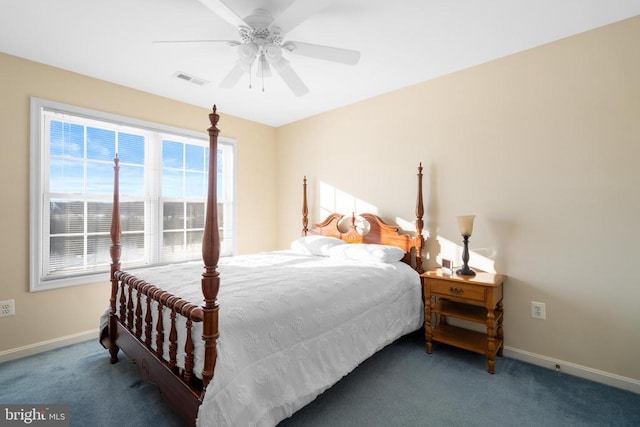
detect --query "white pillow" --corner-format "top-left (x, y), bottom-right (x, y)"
top-left (328, 243), bottom-right (405, 263)
top-left (290, 235), bottom-right (347, 256)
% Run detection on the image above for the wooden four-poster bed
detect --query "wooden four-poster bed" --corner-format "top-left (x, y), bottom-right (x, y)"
top-left (105, 105), bottom-right (426, 426)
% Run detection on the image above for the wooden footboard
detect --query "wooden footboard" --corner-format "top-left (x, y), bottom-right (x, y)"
top-left (107, 106), bottom-right (222, 426)
top-left (111, 271), bottom-right (204, 379)
top-left (108, 273), bottom-right (204, 424)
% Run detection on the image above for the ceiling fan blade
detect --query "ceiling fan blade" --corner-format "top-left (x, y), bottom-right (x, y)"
top-left (196, 0), bottom-right (246, 28)
top-left (270, 57), bottom-right (309, 97)
top-left (152, 39), bottom-right (240, 46)
top-left (283, 41), bottom-right (360, 65)
top-left (271, 0), bottom-right (336, 33)
top-left (219, 62), bottom-right (246, 88)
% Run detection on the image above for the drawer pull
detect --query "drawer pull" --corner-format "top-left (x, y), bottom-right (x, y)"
top-left (449, 287), bottom-right (464, 295)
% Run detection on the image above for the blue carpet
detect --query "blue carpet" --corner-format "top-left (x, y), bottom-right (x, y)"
top-left (1, 331), bottom-right (638, 426)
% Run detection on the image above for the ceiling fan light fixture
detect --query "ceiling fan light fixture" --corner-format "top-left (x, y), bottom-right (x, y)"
top-left (237, 43), bottom-right (257, 63)
top-left (264, 43), bottom-right (283, 64)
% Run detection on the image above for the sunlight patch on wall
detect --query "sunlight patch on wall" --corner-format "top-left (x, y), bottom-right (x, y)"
top-left (317, 181), bottom-right (495, 273)
top-left (319, 181), bottom-right (378, 220)
top-left (436, 236), bottom-right (495, 273)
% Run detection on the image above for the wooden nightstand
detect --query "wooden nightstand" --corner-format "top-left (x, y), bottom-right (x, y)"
top-left (421, 269), bottom-right (507, 373)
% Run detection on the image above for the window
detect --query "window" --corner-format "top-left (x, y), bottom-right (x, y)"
top-left (30, 98), bottom-right (236, 291)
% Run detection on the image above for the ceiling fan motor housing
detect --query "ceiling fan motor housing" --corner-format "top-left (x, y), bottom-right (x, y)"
top-left (239, 9), bottom-right (284, 46)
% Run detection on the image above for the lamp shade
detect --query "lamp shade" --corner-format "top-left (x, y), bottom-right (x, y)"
top-left (238, 43), bottom-right (258, 64)
top-left (456, 215), bottom-right (475, 236)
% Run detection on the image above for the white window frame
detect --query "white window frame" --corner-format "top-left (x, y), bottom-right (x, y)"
top-left (29, 97), bottom-right (237, 292)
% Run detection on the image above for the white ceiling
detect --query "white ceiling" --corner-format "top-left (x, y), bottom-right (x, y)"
top-left (2, 0), bottom-right (639, 127)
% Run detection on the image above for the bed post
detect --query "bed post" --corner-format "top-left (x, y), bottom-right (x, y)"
top-left (201, 105), bottom-right (221, 395)
top-left (108, 155), bottom-right (122, 363)
top-left (302, 176), bottom-right (309, 236)
top-left (415, 163), bottom-right (425, 273)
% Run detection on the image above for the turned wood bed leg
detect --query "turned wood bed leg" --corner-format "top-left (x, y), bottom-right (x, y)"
top-left (108, 314), bottom-right (119, 364)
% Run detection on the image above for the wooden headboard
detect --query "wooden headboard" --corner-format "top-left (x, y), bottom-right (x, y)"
top-left (301, 164), bottom-right (425, 273)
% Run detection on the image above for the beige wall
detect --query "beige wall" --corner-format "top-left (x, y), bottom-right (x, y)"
top-left (2, 15), bottom-right (639, 387)
top-left (0, 53), bottom-right (277, 353)
top-left (276, 16), bottom-right (640, 383)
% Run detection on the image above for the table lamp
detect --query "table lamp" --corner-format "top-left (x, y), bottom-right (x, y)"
top-left (456, 215), bottom-right (476, 276)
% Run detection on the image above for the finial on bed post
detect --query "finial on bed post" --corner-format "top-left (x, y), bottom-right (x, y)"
top-left (201, 104), bottom-right (221, 393)
top-left (108, 154), bottom-right (122, 363)
top-left (415, 163), bottom-right (425, 273)
top-left (302, 176), bottom-right (309, 236)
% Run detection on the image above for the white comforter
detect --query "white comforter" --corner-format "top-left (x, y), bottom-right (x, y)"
top-left (116, 251), bottom-right (423, 427)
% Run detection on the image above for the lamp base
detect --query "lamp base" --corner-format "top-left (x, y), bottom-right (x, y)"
top-left (456, 266), bottom-right (476, 276)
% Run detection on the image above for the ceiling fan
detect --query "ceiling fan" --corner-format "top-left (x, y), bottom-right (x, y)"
top-left (154, 0), bottom-right (361, 96)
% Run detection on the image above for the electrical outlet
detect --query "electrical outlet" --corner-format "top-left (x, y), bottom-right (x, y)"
top-left (0, 299), bottom-right (15, 317)
top-left (531, 301), bottom-right (546, 320)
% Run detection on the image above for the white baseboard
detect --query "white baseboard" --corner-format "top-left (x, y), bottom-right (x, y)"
top-left (504, 345), bottom-right (640, 394)
top-left (0, 329), bottom-right (99, 364)
top-left (2, 332), bottom-right (639, 395)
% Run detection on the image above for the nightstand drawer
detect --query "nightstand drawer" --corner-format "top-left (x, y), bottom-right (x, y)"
top-left (429, 280), bottom-right (485, 302)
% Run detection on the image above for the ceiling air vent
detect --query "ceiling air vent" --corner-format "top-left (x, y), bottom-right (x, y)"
top-left (174, 71), bottom-right (209, 86)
